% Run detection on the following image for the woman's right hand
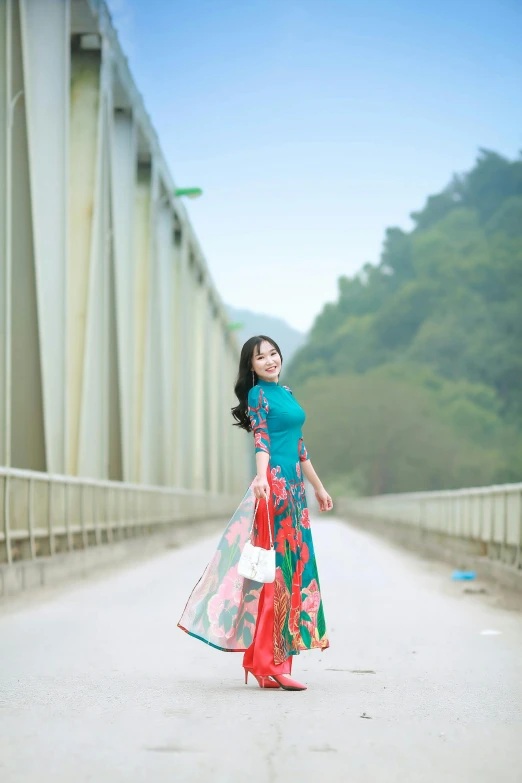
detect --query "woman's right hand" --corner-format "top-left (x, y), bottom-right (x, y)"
top-left (252, 473), bottom-right (270, 500)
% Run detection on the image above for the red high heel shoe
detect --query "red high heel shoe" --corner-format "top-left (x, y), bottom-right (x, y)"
top-left (269, 675), bottom-right (307, 691)
top-left (243, 668), bottom-right (281, 689)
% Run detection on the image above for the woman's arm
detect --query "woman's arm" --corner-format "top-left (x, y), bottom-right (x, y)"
top-left (301, 459), bottom-right (333, 512)
top-left (253, 451), bottom-right (270, 500)
top-left (301, 458), bottom-right (323, 492)
top-left (248, 387), bottom-right (271, 500)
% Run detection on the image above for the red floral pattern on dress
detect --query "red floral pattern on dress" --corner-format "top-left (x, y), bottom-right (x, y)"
top-left (275, 515), bottom-right (296, 554)
top-left (297, 529), bottom-right (310, 566)
top-left (270, 467), bottom-right (287, 501)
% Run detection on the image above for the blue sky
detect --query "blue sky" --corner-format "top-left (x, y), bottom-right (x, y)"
top-left (108, 0), bottom-right (522, 331)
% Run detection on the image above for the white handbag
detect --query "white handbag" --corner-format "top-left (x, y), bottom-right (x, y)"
top-left (237, 497), bottom-right (275, 583)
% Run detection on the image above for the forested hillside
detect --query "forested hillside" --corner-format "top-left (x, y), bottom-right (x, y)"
top-left (287, 150), bottom-right (522, 496)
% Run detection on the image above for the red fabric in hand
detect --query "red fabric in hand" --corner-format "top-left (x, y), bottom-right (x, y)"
top-left (243, 466), bottom-right (292, 676)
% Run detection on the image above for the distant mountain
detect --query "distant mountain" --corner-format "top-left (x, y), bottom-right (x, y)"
top-left (226, 306), bottom-right (306, 364)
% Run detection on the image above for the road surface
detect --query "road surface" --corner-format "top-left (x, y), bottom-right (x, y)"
top-left (1, 517), bottom-right (522, 782)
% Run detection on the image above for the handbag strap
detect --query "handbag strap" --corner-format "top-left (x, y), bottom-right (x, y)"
top-left (250, 496), bottom-right (274, 549)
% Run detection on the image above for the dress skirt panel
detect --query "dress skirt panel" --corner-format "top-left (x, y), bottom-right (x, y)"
top-left (269, 461), bottom-right (329, 663)
top-left (178, 461), bottom-right (329, 662)
top-left (177, 481), bottom-right (264, 652)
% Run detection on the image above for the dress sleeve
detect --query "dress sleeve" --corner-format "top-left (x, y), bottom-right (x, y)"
top-left (298, 433), bottom-right (309, 462)
top-left (247, 386), bottom-right (270, 455)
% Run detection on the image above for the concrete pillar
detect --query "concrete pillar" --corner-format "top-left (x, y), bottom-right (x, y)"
top-left (213, 323), bottom-right (224, 494)
top-left (207, 306), bottom-right (220, 494)
top-left (0, 0), bottom-right (9, 467)
top-left (74, 44), bottom-right (113, 480)
top-left (155, 196), bottom-right (175, 485)
top-left (110, 108), bottom-right (137, 481)
top-left (190, 265), bottom-right (206, 491)
top-left (222, 342), bottom-right (234, 495)
top-left (107, 202), bottom-right (123, 482)
top-left (9, 0), bottom-right (46, 472)
top-left (132, 162), bottom-right (153, 481)
top-left (230, 344), bottom-right (246, 494)
top-left (141, 164), bottom-right (166, 486)
top-left (170, 224), bottom-right (183, 487)
top-left (217, 328), bottom-right (226, 494)
top-left (173, 229), bottom-right (193, 489)
top-left (67, 39), bottom-right (101, 475)
top-left (20, 0), bottom-right (69, 474)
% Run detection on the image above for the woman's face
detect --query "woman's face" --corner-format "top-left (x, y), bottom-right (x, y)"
top-left (251, 340), bottom-right (282, 382)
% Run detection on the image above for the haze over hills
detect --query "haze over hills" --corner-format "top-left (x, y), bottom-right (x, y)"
top-left (226, 306), bottom-right (306, 365)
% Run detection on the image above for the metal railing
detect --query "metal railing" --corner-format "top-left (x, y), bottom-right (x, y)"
top-left (337, 482), bottom-right (522, 570)
top-left (0, 467), bottom-right (237, 565)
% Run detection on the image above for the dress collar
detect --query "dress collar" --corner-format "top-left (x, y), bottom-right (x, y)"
top-left (256, 376), bottom-right (279, 388)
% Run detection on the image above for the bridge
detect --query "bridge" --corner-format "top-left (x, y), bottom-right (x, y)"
top-left (1, 1), bottom-right (521, 781)
top-left (0, 0), bottom-right (250, 569)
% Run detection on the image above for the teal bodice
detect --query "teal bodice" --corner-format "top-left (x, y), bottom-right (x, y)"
top-left (247, 379), bottom-right (308, 476)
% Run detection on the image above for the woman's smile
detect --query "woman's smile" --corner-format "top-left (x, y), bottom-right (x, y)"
top-left (252, 340), bottom-right (282, 381)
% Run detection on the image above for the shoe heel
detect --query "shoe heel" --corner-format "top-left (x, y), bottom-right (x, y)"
top-left (243, 668), bottom-right (280, 689)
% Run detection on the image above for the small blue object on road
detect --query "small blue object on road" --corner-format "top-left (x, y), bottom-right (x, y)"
top-left (451, 570), bottom-right (476, 580)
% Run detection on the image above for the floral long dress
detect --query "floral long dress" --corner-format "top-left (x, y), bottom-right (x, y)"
top-left (178, 378), bottom-right (329, 665)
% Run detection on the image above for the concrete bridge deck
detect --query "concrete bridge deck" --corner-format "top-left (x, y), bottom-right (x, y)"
top-left (1, 517), bottom-right (522, 782)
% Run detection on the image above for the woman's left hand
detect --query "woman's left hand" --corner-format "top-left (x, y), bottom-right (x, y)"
top-left (315, 486), bottom-right (333, 512)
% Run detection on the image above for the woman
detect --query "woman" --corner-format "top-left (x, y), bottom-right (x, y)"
top-left (178, 335), bottom-right (332, 691)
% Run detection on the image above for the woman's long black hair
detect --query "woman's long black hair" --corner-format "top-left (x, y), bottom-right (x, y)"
top-left (231, 335), bottom-right (283, 432)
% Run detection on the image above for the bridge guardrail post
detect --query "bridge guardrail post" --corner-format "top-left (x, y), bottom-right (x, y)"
top-left (501, 490), bottom-right (507, 564)
top-left (48, 479), bottom-right (55, 557)
top-left (515, 489), bottom-right (522, 568)
top-left (28, 478), bottom-right (36, 559)
top-left (104, 485), bottom-right (111, 544)
top-left (119, 487), bottom-right (124, 539)
top-left (65, 482), bottom-right (72, 552)
top-left (3, 475), bottom-right (12, 564)
top-left (80, 483), bottom-right (87, 550)
top-left (94, 486), bottom-right (100, 546)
